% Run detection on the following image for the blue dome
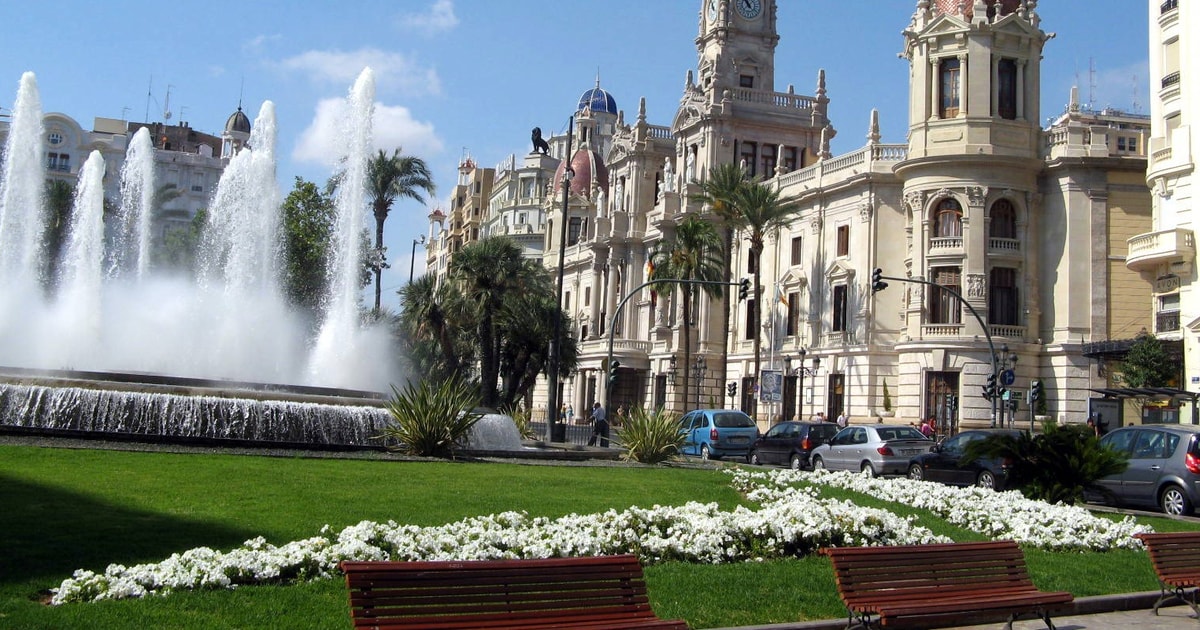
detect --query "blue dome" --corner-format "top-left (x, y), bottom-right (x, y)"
top-left (577, 86), bottom-right (617, 115)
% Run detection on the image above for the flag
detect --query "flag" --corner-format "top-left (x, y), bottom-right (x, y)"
top-left (645, 259), bottom-right (657, 306)
top-left (775, 284), bottom-right (789, 309)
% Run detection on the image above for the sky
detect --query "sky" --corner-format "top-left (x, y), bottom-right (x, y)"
top-left (0, 1), bottom-right (1150, 306)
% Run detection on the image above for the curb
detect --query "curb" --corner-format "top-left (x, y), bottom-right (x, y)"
top-left (708, 591), bottom-right (1165, 630)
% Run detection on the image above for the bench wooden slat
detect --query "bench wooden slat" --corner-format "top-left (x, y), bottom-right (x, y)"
top-left (341, 555), bottom-right (688, 630)
top-left (1135, 532), bottom-right (1200, 617)
top-left (821, 540), bottom-right (1072, 629)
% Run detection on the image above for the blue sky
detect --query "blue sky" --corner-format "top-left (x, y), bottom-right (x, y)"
top-left (0, 1), bottom-right (1149, 304)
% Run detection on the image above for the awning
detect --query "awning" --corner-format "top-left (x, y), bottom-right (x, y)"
top-left (1090, 387), bottom-right (1198, 402)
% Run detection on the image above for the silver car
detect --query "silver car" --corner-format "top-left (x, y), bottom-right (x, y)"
top-left (1094, 425), bottom-right (1200, 516)
top-left (810, 424), bottom-right (934, 476)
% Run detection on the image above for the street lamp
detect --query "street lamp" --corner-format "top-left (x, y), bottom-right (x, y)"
top-left (666, 355), bottom-right (677, 385)
top-left (785, 348), bottom-right (821, 421)
top-left (691, 356), bottom-right (707, 411)
top-left (994, 343), bottom-right (1018, 428)
top-left (546, 116), bottom-right (575, 443)
top-left (409, 234), bottom-right (426, 284)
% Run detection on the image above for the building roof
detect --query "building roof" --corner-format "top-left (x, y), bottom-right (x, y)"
top-left (933, 0), bottom-right (1021, 20)
top-left (577, 84), bottom-right (617, 116)
top-left (225, 106), bottom-right (251, 134)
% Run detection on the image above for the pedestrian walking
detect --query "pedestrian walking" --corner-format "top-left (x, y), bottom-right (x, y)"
top-left (587, 402), bottom-right (610, 447)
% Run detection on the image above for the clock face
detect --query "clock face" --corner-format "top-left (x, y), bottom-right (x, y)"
top-left (707, 0), bottom-right (718, 22)
top-left (736, 0), bottom-right (762, 19)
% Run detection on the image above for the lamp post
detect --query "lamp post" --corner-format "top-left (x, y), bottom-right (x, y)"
top-left (995, 343), bottom-right (1018, 428)
top-left (691, 356), bottom-right (707, 410)
top-left (666, 355), bottom-right (677, 386)
top-left (545, 116), bottom-right (574, 443)
top-left (786, 348), bottom-right (821, 421)
top-left (409, 234), bottom-right (426, 284)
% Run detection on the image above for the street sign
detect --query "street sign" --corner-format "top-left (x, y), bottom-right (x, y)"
top-left (1001, 369), bottom-right (1015, 386)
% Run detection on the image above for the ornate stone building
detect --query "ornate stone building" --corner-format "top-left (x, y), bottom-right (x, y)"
top-left (426, 0), bottom-right (1157, 431)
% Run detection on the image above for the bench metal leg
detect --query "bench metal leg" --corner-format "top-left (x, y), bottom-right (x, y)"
top-left (1004, 608), bottom-right (1056, 630)
top-left (1152, 583), bottom-right (1200, 619)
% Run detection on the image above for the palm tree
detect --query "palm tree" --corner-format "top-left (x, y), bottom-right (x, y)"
top-left (648, 214), bottom-right (725, 410)
top-left (727, 180), bottom-right (802, 393)
top-left (398, 274), bottom-right (470, 381)
top-left (42, 179), bottom-right (75, 285)
top-left (366, 148), bottom-right (435, 313)
top-left (690, 163), bottom-right (751, 404)
top-left (450, 237), bottom-right (538, 408)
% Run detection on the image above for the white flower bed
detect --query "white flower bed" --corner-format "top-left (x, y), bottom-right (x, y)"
top-left (729, 468), bottom-right (1152, 552)
top-left (51, 469), bottom-right (1153, 605)
top-left (52, 485), bottom-right (942, 604)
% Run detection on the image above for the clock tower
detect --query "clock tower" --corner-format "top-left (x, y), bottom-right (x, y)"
top-left (696, 0), bottom-right (779, 93)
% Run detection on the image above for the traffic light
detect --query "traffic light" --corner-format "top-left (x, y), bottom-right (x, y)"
top-left (738, 278), bottom-right (750, 301)
top-left (983, 372), bottom-right (997, 400)
top-left (1031, 379), bottom-right (1042, 401)
top-left (871, 268), bottom-right (888, 293)
top-left (608, 360), bottom-right (621, 386)
top-left (726, 381), bottom-right (738, 399)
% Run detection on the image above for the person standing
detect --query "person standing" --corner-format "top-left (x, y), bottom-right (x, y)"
top-left (919, 416), bottom-right (934, 438)
top-left (566, 404), bottom-right (574, 424)
top-left (836, 412), bottom-right (848, 428)
top-left (587, 402), bottom-right (609, 447)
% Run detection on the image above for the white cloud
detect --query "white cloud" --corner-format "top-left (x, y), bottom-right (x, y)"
top-left (397, 0), bottom-right (459, 35)
top-left (243, 34), bottom-right (281, 56)
top-left (292, 97), bottom-right (444, 168)
top-left (277, 49), bottom-right (441, 97)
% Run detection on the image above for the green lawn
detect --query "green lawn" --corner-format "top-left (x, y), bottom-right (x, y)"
top-left (0, 444), bottom-right (1189, 629)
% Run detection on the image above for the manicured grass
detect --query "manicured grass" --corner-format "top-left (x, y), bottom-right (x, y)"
top-left (0, 444), bottom-right (1193, 629)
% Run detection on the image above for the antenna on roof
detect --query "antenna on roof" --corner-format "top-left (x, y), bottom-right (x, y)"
top-left (1088, 58), bottom-right (1097, 110)
top-left (1131, 74), bottom-right (1141, 114)
top-left (163, 84), bottom-right (174, 121)
top-left (144, 76), bottom-right (153, 123)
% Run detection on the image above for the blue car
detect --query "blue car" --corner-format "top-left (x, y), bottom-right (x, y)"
top-left (678, 409), bottom-right (760, 460)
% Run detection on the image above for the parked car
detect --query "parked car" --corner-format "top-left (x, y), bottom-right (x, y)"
top-left (678, 409), bottom-right (760, 460)
top-left (748, 421), bottom-right (839, 469)
top-left (1091, 425), bottom-right (1200, 516)
top-left (907, 429), bottom-right (1021, 490)
top-left (810, 424), bottom-right (933, 476)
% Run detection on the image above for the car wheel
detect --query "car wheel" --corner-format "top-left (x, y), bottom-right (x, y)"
top-left (976, 470), bottom-right (997, 490)
top-left (1160, 485), bottom-right (1193, 516)
top-left (700, 444), bottom-right (711, 461)
top-left (812, 456), bottom-right (825, 471)
top-left (907, 464), bottom-right (924, 481)
top-left (790, 454), bottom-right (802, 470)
top-left (861, 462), bottom-right (876, 477)
top-left (749, 451), bottom-right (761, 465)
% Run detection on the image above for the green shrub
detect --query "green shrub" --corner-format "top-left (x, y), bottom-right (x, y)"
top-left (617, 407), bottom-right (686, 464)
top-left (377, 377), bottom-right (482, 457)
top-left (502, 405), bottom-right (541, 440)
top-left (964, 420), bottom-right (1128, 505)
top-left (882, 381), bottom-right (892, 412)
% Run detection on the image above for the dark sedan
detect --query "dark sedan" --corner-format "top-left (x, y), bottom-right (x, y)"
top-left (748, 421), bottom-right (839, 469)
top-left (907, 429), bottom-right (1020, 490)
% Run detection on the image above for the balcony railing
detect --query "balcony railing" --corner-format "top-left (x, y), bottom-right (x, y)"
top-left (922, 324), bottom-right (963, 337)
top-left (1162, 71), bottom-right (1181, 89)
top-left (1162, 0), bottom-right (1178, 14)
top-left (989, 238), bottom-right (1020, 253)
top-left (1157, 310), bottom-right (1181, 333)
top-left (930, 236), bottom-right (963, 250)
top-left (1127, 227), bottom-right (1197, 271)
top-left (989, 325), bottom-right (1025, 339)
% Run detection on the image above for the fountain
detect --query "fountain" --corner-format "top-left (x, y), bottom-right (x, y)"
top-left (0, 69), bottom-right (398, 448)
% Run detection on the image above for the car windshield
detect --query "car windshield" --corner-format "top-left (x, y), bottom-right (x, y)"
top-left (876, 426), bottom-right (927, 441)
top-left (713, 412), bottom-right (755, 428)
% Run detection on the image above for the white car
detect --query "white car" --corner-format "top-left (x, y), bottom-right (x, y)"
top-left (810, 424), bottom-right (933, 476)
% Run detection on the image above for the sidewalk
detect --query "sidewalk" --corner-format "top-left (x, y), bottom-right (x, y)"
top-left (713, 592), bottom-right (1197, 630)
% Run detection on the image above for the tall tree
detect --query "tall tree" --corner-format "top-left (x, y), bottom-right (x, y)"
top-left (649, 214), bottom-right (725, 410)
top-left (398, 273), bottom-right (472, 381)
top-left (366, 149), bottom-right (435, 314)
top-left (280, 177), bottom-right (337, 319)
top-left (449, 237), bottom-right (535, 408)
top-left (42, 179), bottom-right (75, 286)
top-left (727, 179), bottom-right (802, 396)
top-left (1121, 331), bottom-right (1176, 388)
top-left (690, 163), bottom-right (752, 404)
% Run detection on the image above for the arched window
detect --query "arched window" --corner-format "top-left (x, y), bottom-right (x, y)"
top-left (990, 199), bottom-right (1017, 240)
top-left (940, 58), bottom-right (961, 118)
top-left (934, 199), bottom-right (963, 238)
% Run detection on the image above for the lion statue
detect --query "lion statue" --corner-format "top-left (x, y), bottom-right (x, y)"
top-left (531, 127), bottom-right (551, 155)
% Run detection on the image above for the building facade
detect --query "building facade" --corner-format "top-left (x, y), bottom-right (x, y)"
top-left (426, 0), bottom-right (1158, 431)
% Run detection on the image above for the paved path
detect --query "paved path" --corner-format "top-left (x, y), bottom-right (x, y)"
top-left (952, 606), bottom-right (1196, 629)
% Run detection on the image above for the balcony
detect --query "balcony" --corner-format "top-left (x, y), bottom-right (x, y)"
top-left (921, 324), bottom-right (963, 338)
top-left (1127, 228), bottom-right (1196, 271)
top-left (988, 238), bottom-right (1020, 254)
top-left (1162, 0), bottom-right (1178, 14)
top-left (989, 325), bottom-right (1025, 340)
top-left (1162, 71), bottom-right (1181, 89)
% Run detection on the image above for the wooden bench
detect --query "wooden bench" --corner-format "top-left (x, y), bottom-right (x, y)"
top-left (340, 554), bottom-right (688, 629)
top-left (1135, 531), bottom-right (1200, 618)
top-left (820, 540), bottom-right (1073, 629)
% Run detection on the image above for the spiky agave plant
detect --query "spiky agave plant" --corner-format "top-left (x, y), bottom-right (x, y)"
top-left (377, 377), bottom-right (481, 458)
top-left (617, 406), bottom-right (687, 465)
